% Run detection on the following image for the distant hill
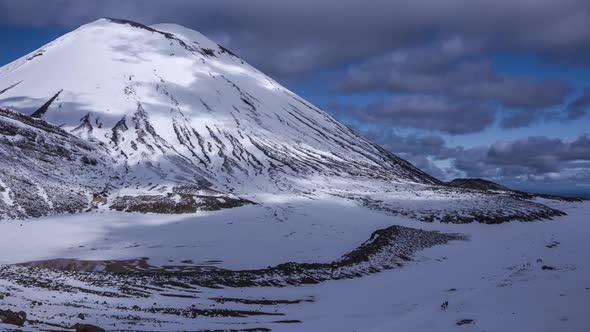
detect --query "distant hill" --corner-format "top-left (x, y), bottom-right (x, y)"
top-left (447, 178), bottom-right (585, 202)
top-left (447, 178), bottom-right (512, 191)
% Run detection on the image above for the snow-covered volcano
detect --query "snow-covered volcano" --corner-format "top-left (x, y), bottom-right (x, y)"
top-left (0, 18), bottom-right (564, 221)
top-left (0, 18), bottom-right (434, 188)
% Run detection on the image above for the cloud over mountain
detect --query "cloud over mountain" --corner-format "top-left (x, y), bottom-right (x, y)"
top-left (338, 41), bottom-right (571, 110)
top-left (2, 0), bottom-right (590, 78)
top-left (331, 95), bottom-right (495, 135)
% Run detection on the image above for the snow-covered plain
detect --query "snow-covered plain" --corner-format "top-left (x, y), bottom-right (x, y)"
top-left (1, 196), bottom-right (395, 269)
top-left (0, 198), bottom-right (588, 331)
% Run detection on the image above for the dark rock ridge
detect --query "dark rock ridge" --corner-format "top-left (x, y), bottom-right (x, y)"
top-left (10, 225), bottom-right (465, 288)
top-left (72, 323), bottom-right (106, 332)
top-left (447, 178), bottom-right (512, 191)
top-left (0, 225), bottom-right (462, 328)
top-left (30, 89), bottom-right (62, 119)
top-left (110, 194), bottom-right (253, 214)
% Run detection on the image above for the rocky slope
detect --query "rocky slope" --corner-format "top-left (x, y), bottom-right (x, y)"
top-left (447, 178), bottom-right (512, 191)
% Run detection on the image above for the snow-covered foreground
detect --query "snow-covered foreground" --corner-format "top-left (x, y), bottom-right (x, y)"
top-left (0, 198), bottom-right (588, 331)
top-left (282, 199), bottom-right (590, 332)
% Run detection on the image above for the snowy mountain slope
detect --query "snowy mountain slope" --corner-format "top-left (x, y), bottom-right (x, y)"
top-left (0, 19), bottom-right (435, 190)
top-left (0, 18), bottom-right (566, 222)
top-left (0, 107), bottom-right (250, 219)
top-left (0, 107), bottom-right (116, 219)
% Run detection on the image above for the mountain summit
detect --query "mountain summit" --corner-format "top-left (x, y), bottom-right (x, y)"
top-left (0, 18), bottom-right (563, 221)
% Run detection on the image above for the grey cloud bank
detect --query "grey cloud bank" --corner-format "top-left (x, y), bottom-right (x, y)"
top-left (2, 0), bottom-right (590, 78)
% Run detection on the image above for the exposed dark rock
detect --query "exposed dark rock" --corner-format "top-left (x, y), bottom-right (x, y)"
top-left (218, 45), bottom-right (238, 57)
top-left (106, 18), bottom-right (169, 35)
top-left (109, 193), bottom-right (253, 214)
top-left (0, 309), bottom-right (26, 326)
top-left (30, 90), bottom-right (63, 119)
top-left (0, 108), bottom-right (68, 137)
top-left (210, 297), bottom-right (306, 305)
top-left (80, 156), bottom-right (98, 166)
top-left (10, 225), bottom-right (465, 288)
top-left (26, 50), bottom-right (45, 60)
top-left (200, 48), bottom-right (217, 57)
top-left (447, 178), bottom-right (511, 191)
top-left (110, 116), bottom-right (128, 146)
top-left (71, 323), bottom-right (106, 332)
top-left (273, 319), bottom-right (302, 324)
top-left (0, 81), bottom-right (22, 95)
top-left (456, 319), bottom-right (474, 326)
top-left (105, 18), bottom-right (196, 55)
top-left (356, 192), bottom-right (566, 224)
top-left (71, 113), bottom-right (94, 136)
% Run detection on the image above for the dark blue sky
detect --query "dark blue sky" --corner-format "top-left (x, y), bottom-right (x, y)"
top-left (1, 0), bottom-right (589, 197)
top-left (0, 27), bottom-right (66, 66)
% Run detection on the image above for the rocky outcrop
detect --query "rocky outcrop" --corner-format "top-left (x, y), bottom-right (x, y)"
top-left (0, 309), bottom-right (26, 326)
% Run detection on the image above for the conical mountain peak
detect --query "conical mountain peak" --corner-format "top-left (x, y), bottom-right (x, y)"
top-left (1, 18), bottom-right (560, 224)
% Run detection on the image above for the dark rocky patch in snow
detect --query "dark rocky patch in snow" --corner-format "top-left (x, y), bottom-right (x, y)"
top-left (218, 44), bottom-right (238, 57)
top-left (26, 50), bottom-right (45, 61)
top-left (456, 319), bottom-right (474, 326)
top-left (71, 323), bottom-right (107, 332)
top-left (210, 297), bottom-right (310, 305)
top-left (0, 81), bottom-right (21, 95)
top-left (30, 89), bottom-right (62, 118)
top-left (0, 309), bottom-right (26, 326)
top-left (447, 178), bottom-right (512, 191)
top-left (341, 188), bottom-right (566, 224)
top-left (110, 194), bottom-right (253, 214)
